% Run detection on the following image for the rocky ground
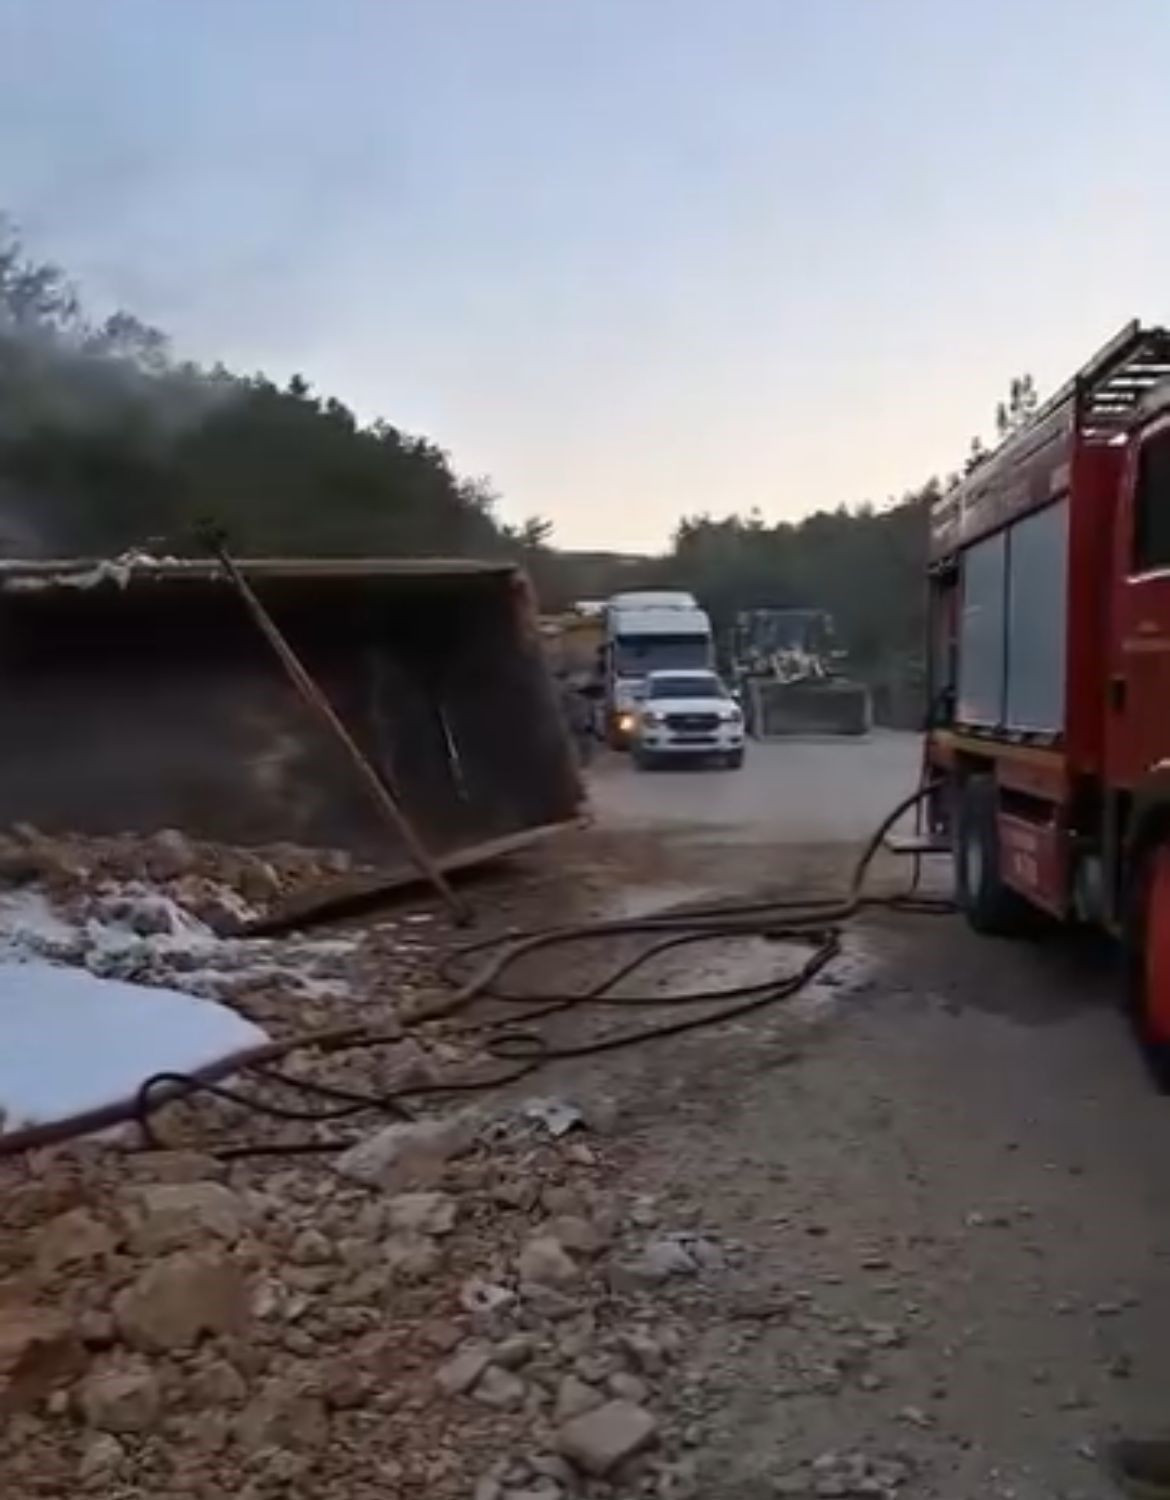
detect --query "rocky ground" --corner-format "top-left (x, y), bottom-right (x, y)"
top-left (0, 822), bottom-right (737, 1500)
top-left (3, 734), bottom-right (1170, 1500)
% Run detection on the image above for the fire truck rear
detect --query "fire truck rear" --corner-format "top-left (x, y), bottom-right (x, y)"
top-left (926, 323), bottom-right (1170, 1078)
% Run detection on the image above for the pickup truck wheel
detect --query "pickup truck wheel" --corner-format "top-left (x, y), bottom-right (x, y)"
top-left (633, 749), bottom-right (657, 771)
top-left (954, 776), bottom-right (1036, 936)
top-left (1125, 838), bottom-right (1170, 1090)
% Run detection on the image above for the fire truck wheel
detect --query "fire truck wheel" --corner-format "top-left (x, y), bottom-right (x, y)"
top-left (954, 776), bottom-right (1036, 936)
top-left (1125, 837), bottom-right (1170, 1090)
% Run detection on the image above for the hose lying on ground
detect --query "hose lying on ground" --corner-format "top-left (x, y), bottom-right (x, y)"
top-left (1, 783), bottom-right (950, 1161)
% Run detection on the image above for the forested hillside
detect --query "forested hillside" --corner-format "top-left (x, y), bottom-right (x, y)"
top-left (0, 220), bottom-right (934, 708)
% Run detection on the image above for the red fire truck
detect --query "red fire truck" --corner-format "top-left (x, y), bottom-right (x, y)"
top-left (926, 323), bottom-right (1170, 1079)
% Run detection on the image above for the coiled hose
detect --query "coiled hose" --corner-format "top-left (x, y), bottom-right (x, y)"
top-left (1, 782), bottom-right (949, 1160)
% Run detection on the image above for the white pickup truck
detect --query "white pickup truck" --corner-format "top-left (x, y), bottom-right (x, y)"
top-left (630, 670), bottom-right (745, 770)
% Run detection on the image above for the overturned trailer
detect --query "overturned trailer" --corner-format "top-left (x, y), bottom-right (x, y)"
top-left (0, 556), bottom-right (585, 877)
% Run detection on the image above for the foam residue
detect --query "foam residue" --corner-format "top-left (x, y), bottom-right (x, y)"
top-left (0, 880), bottom-right (360, 1002)
top-left (0, 959), bottom-right (268, 1132)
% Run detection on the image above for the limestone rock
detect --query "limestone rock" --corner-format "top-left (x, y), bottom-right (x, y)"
top-left (546, 1214), bottom-right (608, 1257)
top-left (616, 1239), bottom-right (697, 1286)
top-left (518, 1235), bottom-right (578, 1285)
top-left (558, 1399), bottom-right (658, 1476)
top-left (35, 1208), bottom-right (117, 1278)
top-left (77, 1433), bottom-right (126, 1483)
top-left (288, 1227), bottom-right (333, 1265)
top-left (126, 1150), bottom-right (226, 1184)
top-left (123, 1181), bottom-right (247, 1253)
top-left (113, 1250), bottom-right (250, 1352)
top-left (385, 1231), bottom-right (440, 1280)
top-left (187, 1357), bottom-right (248, 1407)
top-left (78, 1358), bottom-right (161, 1434)
top-left (555, 1373), bottom-right (605, 1422)
top-left (0, 1306), bottom-right (83, 1413)
top-left (386, 1191), bottom-right (457, 1237)
top-left (235, 1375), bottom-right (329, 1453)
top-left (608, 1370), bottom-right (649, 1403)
top-left (436, 1345), bottom-right (491, 1397)
top-left (334, 1112), bottom-right (476, 1190)
top-left (473, 1365), bottom-right (527, 1410)
top-left (493, 1334), bottom-right (536, 1370)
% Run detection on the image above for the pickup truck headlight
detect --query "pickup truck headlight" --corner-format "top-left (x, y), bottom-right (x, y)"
top-left (722, 706), bottom-right (743, 723)
top-left (641, 710), bottom-right (664, 727)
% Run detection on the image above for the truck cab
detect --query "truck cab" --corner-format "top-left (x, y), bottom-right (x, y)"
top-left (603, 590), bottom-right (714, 747)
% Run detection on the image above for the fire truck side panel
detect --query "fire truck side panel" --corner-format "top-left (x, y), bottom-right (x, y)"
top-left (1004, 497), bottom-right (1069, 736)
top-left (1065, 441), bottom-right (1126, 776)
top-left (998, 810), bottom-right (1070, 917)
top-left (957, 531), bottom-right (1006, 728)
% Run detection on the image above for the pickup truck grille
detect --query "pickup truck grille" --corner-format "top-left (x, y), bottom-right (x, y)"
top-left (665, 713), bottom-right (720, 733)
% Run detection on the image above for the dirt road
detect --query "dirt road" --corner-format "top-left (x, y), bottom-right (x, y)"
top-left (522, 731), bottom-right (1170, 1500)
top-left (588, 731), bottom-right (921, 845)
top-left (4, 735), bottom-right (1166, 1500)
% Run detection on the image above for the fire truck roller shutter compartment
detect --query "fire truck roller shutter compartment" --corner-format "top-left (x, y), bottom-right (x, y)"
top-left (1005, 497), bottom-right (1069, 736)
top-left (958, 530), bottom-right (1007, 728)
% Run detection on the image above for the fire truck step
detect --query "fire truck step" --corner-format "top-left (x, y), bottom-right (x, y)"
top-left (884, 833), bottom-right (950, 856)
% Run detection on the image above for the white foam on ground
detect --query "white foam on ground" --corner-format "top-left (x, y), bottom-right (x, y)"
top-left (0, 881), bottom-right (360, 998)
top-left (0, 889), bottom-right (81, 958)
top-left (0, 960), bottom-right (268, 1132)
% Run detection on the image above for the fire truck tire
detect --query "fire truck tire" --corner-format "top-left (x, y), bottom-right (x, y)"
top-left (954, 776), bottom-right (1036, 936)
top-left (1124, 836), bottom-right (1170, 1090)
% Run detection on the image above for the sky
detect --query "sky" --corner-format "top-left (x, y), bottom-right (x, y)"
top-left (1, 0), bottom-right (1169, 552)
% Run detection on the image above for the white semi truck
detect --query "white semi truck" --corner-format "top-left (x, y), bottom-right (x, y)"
top-left (603, 590), bottom-right (714, 747)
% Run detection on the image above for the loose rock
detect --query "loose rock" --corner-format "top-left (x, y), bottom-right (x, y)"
top-left (122, 1181), bottom-right (247, 1253)
top-left (35, 1208), bottom-right (117, 1277)
top-left (436, 1345), bottom-right (493, 1397)
top-left (113, 1250), bottom-right (250, 1352)
top-left (334, 1112), bottom-right (476, 1190)
top-left (0, 1306), bottom-right (83, 1413)
top-left (558, 1398), bottom-right (658, 1476)
top-left (518, 1235), bottom-right (579, 1285)
top-left (386, 1190), bottom-right (458, 1237)
top-left (78, 1358), bottom-right (161, 1434)
top-left (474, 1365), bottom-right (528, 1410)
top-left (555, 1373), bottom-right (605, 1421)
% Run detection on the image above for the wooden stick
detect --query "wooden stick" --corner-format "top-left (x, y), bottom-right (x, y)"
top-left (207, 537), bottom-right (469, 924)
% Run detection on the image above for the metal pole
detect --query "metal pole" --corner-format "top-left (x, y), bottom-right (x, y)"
top-left (205, 535), bottom-right (469, 925)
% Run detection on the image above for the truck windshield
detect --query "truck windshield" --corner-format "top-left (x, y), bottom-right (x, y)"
top-left (648, 674), bottom-right (724, 699)
top-left (614, 635), bottom-right (709, 674)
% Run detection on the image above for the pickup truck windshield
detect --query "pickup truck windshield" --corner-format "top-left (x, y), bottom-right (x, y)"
top-left (647, 674), bottom-right (724, 699)
top-left (614, 636), bottom-right (709, 674)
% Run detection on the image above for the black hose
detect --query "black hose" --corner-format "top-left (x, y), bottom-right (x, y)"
top-left (132, 781), bottom-right (951, 1159)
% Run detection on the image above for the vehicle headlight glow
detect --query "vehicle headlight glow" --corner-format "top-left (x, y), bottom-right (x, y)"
top-left (618, 713), bottom-right (636, 733)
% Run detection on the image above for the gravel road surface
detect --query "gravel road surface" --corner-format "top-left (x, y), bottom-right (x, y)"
top-left (515, 730), bottom-right (1170, 1500)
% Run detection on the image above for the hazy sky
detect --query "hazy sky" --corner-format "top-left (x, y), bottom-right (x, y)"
top-left (1, 0), bottom-right (1168, 550)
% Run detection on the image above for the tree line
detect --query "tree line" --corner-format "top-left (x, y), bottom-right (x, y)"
top-left (0, 218), bottom-right (1027, 719)
top-left (0, 221), bottom-right (545, 563)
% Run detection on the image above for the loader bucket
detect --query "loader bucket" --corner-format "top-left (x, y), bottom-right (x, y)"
top-left (748, 677), bottom-right (872, 737)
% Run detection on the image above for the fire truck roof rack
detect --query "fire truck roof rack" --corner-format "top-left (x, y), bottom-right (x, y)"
top-left (1067, 321), bottom-right (1170, 441)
